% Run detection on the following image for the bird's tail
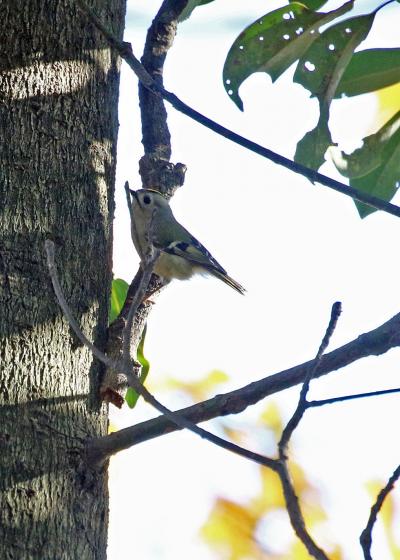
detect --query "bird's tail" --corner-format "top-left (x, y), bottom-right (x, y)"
top-left (213, 270), bottom-right (246, 295)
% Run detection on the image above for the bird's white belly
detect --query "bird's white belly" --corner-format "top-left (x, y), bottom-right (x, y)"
top-left (154, 253), bottom-right (195, 280)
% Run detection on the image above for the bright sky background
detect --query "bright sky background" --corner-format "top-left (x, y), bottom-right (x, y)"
top-left (108, 1), bottom-right (400, 559)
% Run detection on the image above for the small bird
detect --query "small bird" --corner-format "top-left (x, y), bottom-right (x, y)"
top-left (129, 189), bottom-right (245, 294)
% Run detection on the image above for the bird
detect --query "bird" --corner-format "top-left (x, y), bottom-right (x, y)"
top-left (129, 188), bottom-right (245, 294)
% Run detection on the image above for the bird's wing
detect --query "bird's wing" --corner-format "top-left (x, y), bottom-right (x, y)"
top-left (152, 221), bottom-right (226, 274)
top-left (165, 239), bottom-right (227, 275)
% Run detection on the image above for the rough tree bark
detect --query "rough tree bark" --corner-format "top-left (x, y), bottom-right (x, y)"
top-left (0, 1), bottom-right (126, 558)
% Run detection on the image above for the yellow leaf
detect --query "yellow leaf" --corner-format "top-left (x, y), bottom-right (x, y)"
top-left (290, 462), bottom-right (309, 495)
top-left (259, 402), bottom-right (283, 438)
top-left (374, 83), bottom-right (400, 130)
top-left (201, 498), bottom-right (264, 560)
top-left (221, 425), bottom-right (249, 446)
top-left (163, 369), bottom-right (229, 401)
top-left (250, 468), bottom-right (285, 516)
top-left (108, 422), bottom-right (118, 434)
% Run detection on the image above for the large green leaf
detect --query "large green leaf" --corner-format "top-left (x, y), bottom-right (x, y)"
top-left (109, 278), bottom-right (129, 324)
top-left (328, 111), bottom-right (400, 178)
top-left (294, 12), bottom-right (376, 107)
top-left (290, 0), bottom-right (328, 9)
top-left (335, 48), bottom-right (400, 98)
top-left (178, 0), bottom-right (215, 22)
top-left (125, 326), bottom-right (151, 409)
top-left (294, 11), bottom-right (375, 170)
top-left (223, 1), bottom-right (354, 110)
top-left (352, 141), bottom-right (400, 218)
top-left (328, 111), bottom-right (400, 218)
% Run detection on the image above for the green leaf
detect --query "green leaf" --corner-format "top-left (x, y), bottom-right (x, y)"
top-left (335, 48), bottom-right (400, 98)
top-left (328, 111), bottom-right (400, 178)
top-left (178, 0), bottom-right (215, 22)
top-left (294, 12), bottom-right (376, 107)
top-left (294, 10), bottom-right (375, 171)
top-left (125, 326), bottom-right (151, 409)
top-left (125, 387), bottom-right (139, 409)
top-left (328, 111), bottom-right (400, 217)
top-left (295, 115), bottom-right (332, 169)
top-left (223, 1), bottom-right (354, 110)
top-left (109, 278), bottom-right (129, 324)
top-left (290, 0), bottom-right (328, 9)
top-left (352, 143), bottom-right (400, 218)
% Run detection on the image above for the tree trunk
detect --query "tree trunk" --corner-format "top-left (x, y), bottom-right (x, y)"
top-left (0, 1), bottom-right (126, 558)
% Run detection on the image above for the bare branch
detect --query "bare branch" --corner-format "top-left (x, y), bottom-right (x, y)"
top-left (45, 240), bottom-right (116, 370)
top-left (91, 309), bottom-right (400, 452)
top-left (309, 386), bottom-right (400, 408)
top-left (276, 461), bottom-right (329, 560)
top-left (360, 464), bottom-right (400, 559)
top-left (74, 0), bottom-right (400, 218)
top-left (267, 303), bottom-right (342, 560)
top-left (139, 0), bottom-right (189, 159)
top-left (121, 249), bottom-right (158, 364)
top-left (279, 302), bottom-right (342, 456)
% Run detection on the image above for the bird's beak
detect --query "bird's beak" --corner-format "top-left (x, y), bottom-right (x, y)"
top-left (129, 189), bottom-right (141, 208)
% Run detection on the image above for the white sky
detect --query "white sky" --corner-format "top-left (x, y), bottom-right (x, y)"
top-left (108, 1), bottom-right (400, 559)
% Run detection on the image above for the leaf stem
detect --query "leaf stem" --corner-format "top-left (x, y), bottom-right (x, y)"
top-left (373, 0), bottom-right (397, 14)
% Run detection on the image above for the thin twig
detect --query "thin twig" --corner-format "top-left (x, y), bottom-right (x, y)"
top-left (75, 0), bottom-right (400, 219)
top-left (309, 386), bottom-right (400, 408)
top-left (360, 464), bottom-right (400, 560)
top-left (118, 370), bottom-right (278, 472)
top-left (121, 253), bottom-right (158, 363)
top-left (276, 461), bottom-right (329, 560)
top-left (271, 303), bottom-right (342, 560)
top-left (279, 302), bottom-right (342, 456)
top-left (45, 240), bottom-right (116, 370)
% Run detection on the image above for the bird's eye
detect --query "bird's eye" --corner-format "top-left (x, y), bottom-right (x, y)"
top-left (143, 195), bottom-right (151, 205)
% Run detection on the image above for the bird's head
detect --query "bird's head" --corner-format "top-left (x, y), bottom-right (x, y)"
top-left (130, 188), bottom-right (169, 216)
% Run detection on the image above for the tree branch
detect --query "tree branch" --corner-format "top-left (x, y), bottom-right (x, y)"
top-left (139, 0), bottom-right (189, 159)
top-left (273, 303), bottom-right (342, 560)
top-left (275, 461), bottom-right (329, 560)
top-left (90, 309), bottom-right (400, 453)
top-left (308, 386), bottom-right (400, 408)
top-left (360, 464), bottom-right (400, 559)
top-left (75, 0), bottom-right (400, 218)
top-left (279, 302), bottom-right (342, 456)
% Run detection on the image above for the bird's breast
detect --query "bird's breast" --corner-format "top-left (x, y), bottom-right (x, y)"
top-left (154, 253), bottom-right (195, 280)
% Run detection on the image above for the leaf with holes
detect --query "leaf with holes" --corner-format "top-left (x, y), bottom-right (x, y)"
top-left (294, 12), bottom-right (376, 108)
top-left (223, 1), bottom-right (354, 110)
top-left (294, 11), bottom-right (376, 171)
top-left (109, 278), bottom-right (129, 324)
top-left (335, 48), bottom-right (400, 98)
top-left (290, 0), bottom-right (328, 9)
top-left (328, 110), bottom-right (400, 179)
